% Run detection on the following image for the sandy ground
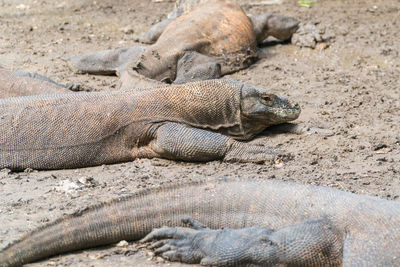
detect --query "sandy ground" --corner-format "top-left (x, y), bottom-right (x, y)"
top-left (0, 0), bottom-right (399, 266)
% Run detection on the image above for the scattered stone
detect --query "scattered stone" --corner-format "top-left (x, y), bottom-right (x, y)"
top-left (24, 168), bottom-right (34, 173)
top-left (0, 168), bottom-right (11, 178)
top-left (116, 240), bottom-right (129, 247)
top-left (373, 143), bottom-right (388, 151)
top-left (155, 256), bottom-right (165, 262)
top-left (292, 23), bottom-right (324, 49)
top-left (16, 4), bottom-right (30, 10)
top-left (120, 26), bottom-right (134, 34)
top-left (274, 158), bottom-right (284, 168)
top-left (55, 179), bottom-right (80, 194)
top-left (78, 176), bottom-right (97, 187)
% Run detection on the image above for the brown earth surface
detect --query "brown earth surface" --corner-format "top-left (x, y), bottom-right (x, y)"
top-left (0, 0), bottom-right (399, 266)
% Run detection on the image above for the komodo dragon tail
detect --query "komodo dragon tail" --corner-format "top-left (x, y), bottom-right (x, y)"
top-left (0, 180), bottom-right (218, 266)
top-left (0, 68), bottom-right (69, 98)
top-left (1, 178), bottom-right (400, 266)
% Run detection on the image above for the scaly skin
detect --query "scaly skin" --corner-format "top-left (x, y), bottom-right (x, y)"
top-left (0, 68), bottom-right (69, 98)
top-left (0, 79), bottom-right (300, 170)
top-left (1, 178), bottom-right (400, 266)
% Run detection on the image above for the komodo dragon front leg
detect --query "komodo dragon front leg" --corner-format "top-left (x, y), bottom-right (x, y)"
top-left (68, 46), bottom-right (147, 76)
top-left (143, 217), bottom-right (342, 266)
top-left (148, 123), bottom-right (278, 163)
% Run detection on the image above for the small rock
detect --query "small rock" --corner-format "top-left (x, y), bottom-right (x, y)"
top-left (292, 23), bottom-right (325, 49)
top-left (16, 4), bottom-right (30, 10)
top-left (377, 157), bottom-right (388, 162)
top-left (0, 168), bottom-right (11, 177)
top-left (78, 176), bottom-right (95, 186)
top-left (373, 143), bottom-right (387, 151)
top-left (116, 240), bottom-right (129, 247)
top-left (315, 42), bottom-right (329, 50)
top-left (274, 158), bottom-right (284, 168)
top-left (55, 179), bottom-right (80, 194)
top-left (155, 256), bottom-right (165, 262)
top-left (120, 26), bottom-right (134, 34)
top-left (24, 168), bottom-right (34, 173)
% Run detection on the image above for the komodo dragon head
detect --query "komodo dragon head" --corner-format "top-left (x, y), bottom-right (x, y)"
top-left (240, 83), bottom-right (300, 132)
top-left (251, 13), bottom-right (300, 43)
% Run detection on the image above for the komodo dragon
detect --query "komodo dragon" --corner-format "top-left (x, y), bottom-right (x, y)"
top-left (0, 67), bottom-right (69, 98)
top-left (69, 0), bottom-right (299, 88)
top-left (0, 67), bottom-right (88, 98)
top-left (1, 178), bottom-right (400, 266)
top-left (0, 79), bottom-right (300, 170)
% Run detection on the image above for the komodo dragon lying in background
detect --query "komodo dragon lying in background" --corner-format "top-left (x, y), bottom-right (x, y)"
top-left (0, 67), bottom-right (69, 98)
top-left (0, 79), bottom-right (300, 170)
top-left (1, 178), bottom-right (400, 266)
top-left (0, 67), bottom-right (88, 98)
top-left (69, 0), bottom-right (300, 88)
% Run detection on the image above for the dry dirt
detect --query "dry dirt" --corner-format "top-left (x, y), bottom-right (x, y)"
top-left (0, 0), bottom-right (399, 266)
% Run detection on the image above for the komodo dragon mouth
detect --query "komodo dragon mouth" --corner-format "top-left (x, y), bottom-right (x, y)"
top-left (259, 92), bottom-right (301, 123)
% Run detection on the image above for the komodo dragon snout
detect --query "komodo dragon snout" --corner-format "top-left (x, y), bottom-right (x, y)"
top-left (240, 84), bottom-right (300, 125)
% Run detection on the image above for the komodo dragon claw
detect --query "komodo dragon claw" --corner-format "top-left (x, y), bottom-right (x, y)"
top-left (181, 217), bottom-right (209, 230)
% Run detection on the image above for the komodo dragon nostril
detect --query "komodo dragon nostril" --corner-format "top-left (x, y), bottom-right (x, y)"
top-left (288, 100), bottom-right (298, 108)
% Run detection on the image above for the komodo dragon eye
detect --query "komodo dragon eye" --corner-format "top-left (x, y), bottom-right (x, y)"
top-left (261, 94), bottom-right (275, 104)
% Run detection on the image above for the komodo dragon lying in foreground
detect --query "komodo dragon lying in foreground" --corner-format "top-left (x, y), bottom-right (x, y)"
top-left (0, 79), bottom-right (300, 170)
top-left (1, 178), bottom-right (400, 266)
top-left (69, 0), bottom-right (300, 88)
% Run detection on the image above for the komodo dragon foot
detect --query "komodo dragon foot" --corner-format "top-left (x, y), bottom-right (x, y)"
top-left (148, 122), bottom-right (282, 164)
top-left (143, 217), bottom-right (343, 266)
top-left (68, 46), bottom-right (147, 76)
